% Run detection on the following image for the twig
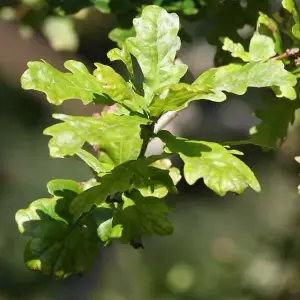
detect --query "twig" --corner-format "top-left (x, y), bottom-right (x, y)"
top-left (273, 48), bottom-right (299, 60)
top-left (154, 111), bottom-right (181, 134)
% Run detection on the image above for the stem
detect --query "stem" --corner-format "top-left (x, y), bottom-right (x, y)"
top-left (154, 111), bottom-right (181, 134)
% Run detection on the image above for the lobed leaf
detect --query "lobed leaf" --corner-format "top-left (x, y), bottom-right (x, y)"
top-left (222, 37), bottom-right (250, 62)
top-left (98, 190), bottom-right (173, 245)
top-left (282, 0), bottom-right (300, 39)
top-left (70, 155), bottom-right (171, 220)
top-left (15, 179), bottom-right (99, 278)
top-left (21, 60), bottom-right (147, 112)
top-left (193, 60), bottom-right (297, 100)
top-left (158, 130), bottom-right (261, 196)
top-left (126, 5), bottom-right (188, 99)
top-left (44, 113), bottom-right (150, 170)
top-left (250, 96), bottom-right (300, 148)
top-left (149, 83), bottom-right (223, 117)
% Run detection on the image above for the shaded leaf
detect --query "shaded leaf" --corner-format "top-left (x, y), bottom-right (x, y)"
top-left (107, 46), bottom-right (134, 82)
top-left (250, 96), bottom-right (300, 148)
top-left (158, 130), bottom-right (261, 196)
top-left (70, 155), bottom-right (169, 220)
top-left (15, 179), bottom-right (99, 278)
top-left (99, 190), bottom-right (173, 244)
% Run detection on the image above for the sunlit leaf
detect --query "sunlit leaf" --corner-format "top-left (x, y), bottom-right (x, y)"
top-left (149, 83), bottom-right (223, 117)
top-left (126, 5), bottom-right (188, 99)
top-left (44, 113), bottom-right (150, 170)
top-left (158, 130), bottom-right (261, 196)
top-left (194, 60), bottom-right (297, 100)
top-left (222, 37), bottom-right (250, 62)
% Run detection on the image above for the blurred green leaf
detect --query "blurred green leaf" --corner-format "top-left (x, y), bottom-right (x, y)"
top-left (42, 16), bottom-right (79, 51)
top-left (250, 96), bottom-right (300, 148)
top-left (15, 179), bottom-right (99, 278)
top-left (158, 130), bottom-right (261, 196)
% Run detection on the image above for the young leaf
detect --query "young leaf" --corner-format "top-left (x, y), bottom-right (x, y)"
top-left (109, 27), bottom-right (136, 47)
top-left (21, 60), bottom-right (146, 112)
top-left (193, 60), bottom-right (297, 100)
top-left (149, 83), bottom-right (223, 117)
top-left (257, 12), bottom-right (284, 55)
top-left (249, 15), bottom-right (276, 61)
top-left (222, 37), bottom-right (250, 62)
top-left (250, 96), bottom-right (300, 148)
top-left (21, 60), bottom-right (105, 105)
top-left (44, 113), bottom-right (150, 170)
top-left (107, 46), bottom-right (134, 82)
top-left (125, 5), bottom-right (188, 97)
top-left (98, 190), bottom-right (173, 245)
top-left (282, 0), bottom-right (300, 39)
top-left (157, 130), bottom-right (261, 196)
top-left (15, 179), bottom-right (99, 278)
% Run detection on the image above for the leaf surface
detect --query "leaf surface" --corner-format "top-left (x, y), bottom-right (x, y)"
top-left (158, 130), bottom-right (261, 196)
top-left (15, 179), bottom-right (99, 278)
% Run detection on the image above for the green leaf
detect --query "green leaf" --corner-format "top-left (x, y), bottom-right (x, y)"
top-left (76, 149), bottom-right (109, 174)
top-left (133, 166), bottom-right (177, 198)
top-left (248, 12), bottom-right (279, 61)
top-left (126, 5), bottom-right (188, 97)
top-left (93, 63), bottom-right (147, 112)
top-left (250, 96), bottom-right (300, 148)
top-left (21, 60), bottom-right (104, 105)
top-left (15, 179), bottom-right (99, 278)
top-left (149, 83), bottom-right (223, 117)
top-left (222, 37), bottom-right (250, 62)
top-left (100, 190), bottom-right (173, 244)
top-left (257, 12), bottom-right (284, 55)
top-left (193, 60), bottom-right (297, 100)
top-left (107, 46), bottom-right (134, 82)
top-left (70, 155), bottom-right (169, 220)
top-left (44, 113), bottom-right (150, 170)
top-left (158, 130), bottom-right (261, 196)
top-left (282, 0), bottom-right (300, 39)
top-left (151, 158), bottom-right (182, 186)
top-left (109, 27), bottom-right (136, 47)
top-left (21, 60), bottom-right (147, 112)
top-left (92, 0), bottom-right (111, 13)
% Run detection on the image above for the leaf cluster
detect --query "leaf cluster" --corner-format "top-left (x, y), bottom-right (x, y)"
top-left (16, 2), bottom-right (300, 278)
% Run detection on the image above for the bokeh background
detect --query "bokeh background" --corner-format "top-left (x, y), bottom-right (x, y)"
top-left (2, 1), bottom-right (300, 299)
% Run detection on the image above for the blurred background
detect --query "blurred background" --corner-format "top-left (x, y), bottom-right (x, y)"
top-left (2, 0), bottom-right (300, 299)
